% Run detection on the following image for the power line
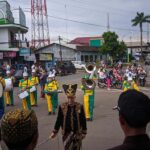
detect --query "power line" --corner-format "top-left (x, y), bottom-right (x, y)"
top-left (47, 14), bottom-right (148, 33)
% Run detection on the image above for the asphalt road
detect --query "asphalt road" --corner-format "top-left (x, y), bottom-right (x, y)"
top-left (4, 71), bottom-right (150, 150)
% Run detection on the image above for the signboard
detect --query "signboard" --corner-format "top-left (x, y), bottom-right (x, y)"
top-left (0, 52), bottom-right (3, 59)
top-left (19, 48), bottom-right (30, 56)
top-left (3, 52), bottom-right (16, 58)
top-left (24, 54), bottom-right (36, 61)
top-left (39, 54), bottom-right (52, 61)
top-left (90, 39), bottom-right (103, 47)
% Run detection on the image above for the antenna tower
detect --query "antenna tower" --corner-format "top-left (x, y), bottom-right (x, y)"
top-left (31, 0), bottom-right (50, 48)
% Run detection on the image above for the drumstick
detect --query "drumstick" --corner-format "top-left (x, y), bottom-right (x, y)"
top-left (36, 137), bottom-right (51, 148)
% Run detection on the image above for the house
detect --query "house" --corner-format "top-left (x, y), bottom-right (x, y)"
top-left (70, 36), bottom-right (104, 62)
top-left (35, 42), bottom-right (76, 71)
top-left (0, 1), bottom-right (28, 66)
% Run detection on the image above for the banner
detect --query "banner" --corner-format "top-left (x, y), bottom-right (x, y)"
top-left (39, 54), bottom-right (52, 61)
top-left (24, 54), bottom-right (36, 61)
top-left (3, 52), bottom-right (16, 58)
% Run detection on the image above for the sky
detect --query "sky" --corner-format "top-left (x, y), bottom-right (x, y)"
top-left (7, 0), bottom-right (150, 43)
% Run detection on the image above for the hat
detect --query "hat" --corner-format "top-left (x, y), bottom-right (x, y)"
top-left (62, 84), bottom-right (77, 97)
top-left (6, 70), bottom-right (10, 74)
top-left (113, 90), bottom-right (150, 128)
top-left (1, 109), bottom-right (38, 144)
top-left (32, 69), bottom-right (36, 73)
top-left (48, 74), bottom-right (54, 78)
top-left (23, 72), bottom-right (28, 77)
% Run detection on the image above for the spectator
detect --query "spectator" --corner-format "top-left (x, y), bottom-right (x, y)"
top-left (0, 109), bottom-right (38, 150)
top-left (108, 90), bottom-right (150, 150)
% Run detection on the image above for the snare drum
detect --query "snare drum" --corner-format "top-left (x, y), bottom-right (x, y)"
top-left (30, 86), bottom-right (36, 92)
top-left (18, 91), bottom-right (29, 99)
top-left (5, 78), bottom-right (13, 91)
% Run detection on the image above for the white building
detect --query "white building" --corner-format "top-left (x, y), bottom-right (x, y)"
top-left (0, 0), bottom-right (28, 65)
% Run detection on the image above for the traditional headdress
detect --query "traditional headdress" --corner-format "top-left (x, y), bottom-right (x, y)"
top-left (1, 109), bottom-right (38, 144)
top-left (62, 84), bottom-right (77, 97)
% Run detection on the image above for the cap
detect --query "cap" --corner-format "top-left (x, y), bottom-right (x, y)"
top-left (114, 90), bottom-right (150, 128)
top-left (1, 109), bottom-right (38, 144)
top-left (23, 72), bottom-right (28, 77)
top-left (62, 84), bottom-right (77, 97)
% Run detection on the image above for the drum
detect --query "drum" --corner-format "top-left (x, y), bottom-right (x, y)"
top-left (30, 86), bottom-right (36, 92)
top-left (18, 91), bottom-right (29, 99)
top-left (5, 78), bottom-right (13, 91)
top-left (0, 82), bottom-right (3, 98)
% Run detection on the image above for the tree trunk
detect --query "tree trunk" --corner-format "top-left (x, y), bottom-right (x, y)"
top-left (140, 23), bottom-right (143, 60)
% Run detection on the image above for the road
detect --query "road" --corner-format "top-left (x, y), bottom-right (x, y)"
top-left (4, 72), bottom-right (150, 150)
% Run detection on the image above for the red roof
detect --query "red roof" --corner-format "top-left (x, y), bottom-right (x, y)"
top-left (70, 36), bottom-right (102, 46)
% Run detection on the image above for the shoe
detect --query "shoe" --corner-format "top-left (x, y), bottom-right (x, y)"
top-left (6, 104), bottom-right (10, 106)
top-left (52, 112), bottom-right (56, 115)
top-left (11, 104), bottom-right (14, 106)
top-left (86, 118), bottom-right (90, 121)
top-left (48, 112), bottom-right (52, 115)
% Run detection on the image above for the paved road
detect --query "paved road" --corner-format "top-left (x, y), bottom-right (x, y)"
top-left (4, 72), bottom-right (150, 150)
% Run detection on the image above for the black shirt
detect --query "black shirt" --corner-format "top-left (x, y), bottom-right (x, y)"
top-left (108, 134), bottom-right (150, 150)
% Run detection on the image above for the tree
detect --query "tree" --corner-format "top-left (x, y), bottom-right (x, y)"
top-left (100, 31), bottom-right (127, 62)
top-left (132, 12), bottom-right (150, 57)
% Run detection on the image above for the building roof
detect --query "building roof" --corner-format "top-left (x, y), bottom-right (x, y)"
top-left (0, 24), bottom-right (28, 33)
top-left (36, 42), bottom-right (76, 52)
top-left (125, 41), bottom-right (148, 48)
top-left (70, 36), bottom-right (102, 46)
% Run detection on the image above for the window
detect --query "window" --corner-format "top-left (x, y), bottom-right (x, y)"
top-left (81, 55), bottom-right (84, 61)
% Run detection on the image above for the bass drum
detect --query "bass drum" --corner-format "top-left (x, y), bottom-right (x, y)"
top-left (0, 82), bottom-right (3, 98)
top-left (5, 78), bottom-right (13, 91)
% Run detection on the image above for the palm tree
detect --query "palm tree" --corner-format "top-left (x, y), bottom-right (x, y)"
top-left (132, 12), bottom-right (150, 58)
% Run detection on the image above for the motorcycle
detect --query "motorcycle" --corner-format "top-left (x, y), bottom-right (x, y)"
top-left (139, 73), bottom-right (146, 87)
top-left (98, 75), bottom-right (122, 89)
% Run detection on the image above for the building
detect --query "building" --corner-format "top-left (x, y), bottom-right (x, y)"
top-left (70, 36), bottom-right (104, 62)
top-left (35, 42), bottom-right (76, 71)
top-left (0, 1), bottom-right (28, 65)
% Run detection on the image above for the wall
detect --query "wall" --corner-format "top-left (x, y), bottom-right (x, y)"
top-left (0, 28), bottom-right (9, 49)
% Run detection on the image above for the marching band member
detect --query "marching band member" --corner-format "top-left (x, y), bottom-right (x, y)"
top-left (52, 75), bottom-right (59, 109)
top-left (44, 73), bottom-right (57, 115)
top-left (50, 84), bottom-right (87, 150)
top-left (29, 70), bottom-right (39, 106)
top-left (4, 70), bottom-right (15, 106)
top-left (19, 72), bottom-right (31, 110)
top-left (81, 77), bottom-right (95, 121)
top-left (0, 69), bottom-right (5, 117)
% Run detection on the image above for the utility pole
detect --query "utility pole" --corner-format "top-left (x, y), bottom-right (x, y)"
top-left (58, 36), bottom-right (62, 63)
top-left (107, 13), bottom-right (110, 31)
top-left (147, 23), bottom-right (149, 43)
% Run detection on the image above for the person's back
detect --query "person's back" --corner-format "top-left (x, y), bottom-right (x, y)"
top-left (0, 109), bottom-right (38, 150)
top-left (108, 134), bottom-right (150, 150)
top-left (108, 90), bottom-right (150, 150)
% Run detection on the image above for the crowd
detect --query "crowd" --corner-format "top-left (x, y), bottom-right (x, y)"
top-left (0, 62), bottom-right (149, 150)
top-left (97, 63), bottom-right (147, 90)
